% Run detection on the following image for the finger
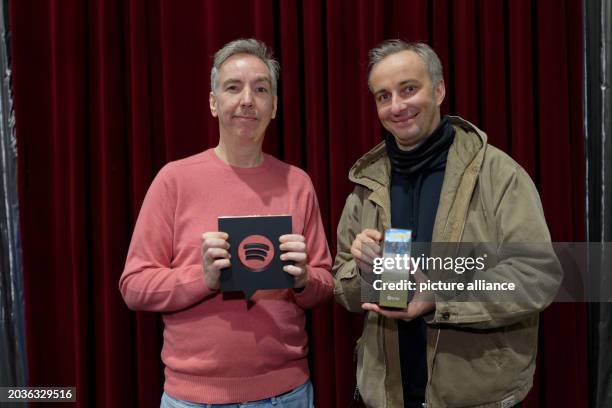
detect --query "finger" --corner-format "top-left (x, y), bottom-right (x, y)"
top-left (354, 234), bottom-right (381, 258)
top-left (279, 234), bottom-right (304, 243)
top-left (204, 248), bottom-right (230, 262)
top-left (358, 251), bottom-right (376, 266)
top-left (279, 241), bottom-right (306, 253)
top-left (202, 237), bottom-right (230, 250)
top-left (280, 252), bottom-right (307, 264)
top-left (351, 246), bottom-right (374, 267)
top-left (360, 241), bottom-right (381, 261)
top-left (350, 244), bottom-right (362, 259)
top-left (355, 232), bottom-right (374, 245)
top-left (210, 258), bottom-right (231, 270)
top-left (362, 229), bottom-right (383, 242)
top-left (202, 231), bottom-right (229, 240)
top-left (362, 303), bottom-right (411, 320)
top-left (361, 303), bottom-right (379, 312)
top-left (283, 264), bottom-right (305, 276)
top-left (353, 240), bottom-right (376, 264)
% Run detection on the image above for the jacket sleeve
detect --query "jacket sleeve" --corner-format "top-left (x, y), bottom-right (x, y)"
top-left (293, 179), bottom-right (334, 309)
top-left (119, 165), bottom-right (215, 312)
top-left (333, 188), bottom-right (367, 313)
top-left (427, 164), bottom-right (562, 329)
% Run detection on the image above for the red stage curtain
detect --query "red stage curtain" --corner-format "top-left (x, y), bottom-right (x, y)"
top-left (10, 1), bottom-right (586, 407)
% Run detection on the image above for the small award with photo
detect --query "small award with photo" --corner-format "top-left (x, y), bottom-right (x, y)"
top-left (379, 228), bottom-right (412, 309)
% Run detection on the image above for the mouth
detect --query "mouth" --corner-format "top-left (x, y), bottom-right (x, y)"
top-left (392, 111), bottom-right (418, 125)
top-left (234, 115), bottom-right (258, 121)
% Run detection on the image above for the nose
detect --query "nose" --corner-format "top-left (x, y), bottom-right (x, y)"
top-left (240, 87), bottom-right (254, 107)
top-left (390, 93), bottom-right (405, 115)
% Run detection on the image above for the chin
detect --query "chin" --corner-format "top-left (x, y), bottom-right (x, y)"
top-left (393, 133), bottom-right (425, 150)
top-left (237, 131), bottom-right (264, 143)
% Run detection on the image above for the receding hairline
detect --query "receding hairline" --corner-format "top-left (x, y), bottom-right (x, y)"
top-left (368, 50), bottom-right (434, 93)
top-left (367, 40), bottom-right (443, 92)
top-left (214, 54), bottom-right (274, 90)
top-left (210, 38), bottom-right (280, 95)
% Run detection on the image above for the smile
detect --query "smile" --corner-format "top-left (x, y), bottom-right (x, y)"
top-left (392, 111), bottom-right (418, 125)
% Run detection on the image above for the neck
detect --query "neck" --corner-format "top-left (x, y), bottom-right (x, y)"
top-left (215, 136), bottom-right (264, 167)
top-left (396, 138), bottom-right (426, 152)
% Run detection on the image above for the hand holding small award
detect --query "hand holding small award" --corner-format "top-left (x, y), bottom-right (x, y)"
top-left (360, 228), bottom-right (435, 321)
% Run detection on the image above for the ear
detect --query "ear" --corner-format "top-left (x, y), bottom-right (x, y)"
top-left (271, 95), bottom-right (278, 119)
top-left (435, 80), bottom-right (446, 106)
top-left (209, 91), bottom-right (218, 117)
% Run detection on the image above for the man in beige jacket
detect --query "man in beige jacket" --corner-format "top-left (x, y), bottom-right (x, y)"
top-left (333, 40), bottom-right (561, 408)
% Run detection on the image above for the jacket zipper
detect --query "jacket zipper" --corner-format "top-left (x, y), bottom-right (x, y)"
top-left (424, 328), bottom-right (441, 407)
top-left (381, 314), bottom-right (389, 408)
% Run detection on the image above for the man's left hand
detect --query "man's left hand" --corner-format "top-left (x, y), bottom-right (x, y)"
top-left (362, 267), bottom-right (434, 321)
top-left (361, 300), bottom-right (435, 321)
top-left (279, 234), bottom-right (308, 289)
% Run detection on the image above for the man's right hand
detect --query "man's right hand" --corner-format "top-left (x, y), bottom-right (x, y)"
top-left (201, 231), bottom-right (231, 290)
top-left (350, 229), bottom-right (383, 273)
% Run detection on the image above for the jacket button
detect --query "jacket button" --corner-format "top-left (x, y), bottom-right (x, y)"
top-left (441, 311), bottom-right (450, 320)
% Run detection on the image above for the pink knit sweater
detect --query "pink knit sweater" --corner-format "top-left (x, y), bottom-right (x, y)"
top-left (120, 149), bottom-right (333, 403)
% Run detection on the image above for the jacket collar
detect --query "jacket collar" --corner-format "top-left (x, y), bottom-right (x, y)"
top-left (348, 141), bottom-right (390, 191)
top-left (433, 116), bottom-right (488, 241)
top-left (349, 116), bottom-right (487, 187)
top-left (348, 116), bottom-right (489, 240)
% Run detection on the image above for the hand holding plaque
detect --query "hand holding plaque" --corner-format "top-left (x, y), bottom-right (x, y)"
top-left (279, 234), bottom-right (309, 289)
top-left (216, 215), bottom-right (293, 299)
top-left (200, 231), bottom-right (231, 291)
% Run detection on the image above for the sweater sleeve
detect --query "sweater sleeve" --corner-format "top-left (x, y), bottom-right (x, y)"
top-left (292, 179), bottom-right (334, 309)
top-left (119, 165), bottom-right (215, 312)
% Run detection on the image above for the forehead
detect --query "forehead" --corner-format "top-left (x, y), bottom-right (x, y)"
top-left (369, 50), bottom-right (430, 91)
top-left (217, 53), bottom-right (271, 81)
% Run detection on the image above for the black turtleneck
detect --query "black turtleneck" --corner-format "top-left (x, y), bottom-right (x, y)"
top-left (386, 115), bottom-right (455, 241)
top-left (385, 116), bottom-right (454, 408)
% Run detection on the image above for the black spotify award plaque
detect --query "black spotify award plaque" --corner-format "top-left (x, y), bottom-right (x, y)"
top-left (218, 215), bottom-right (293, 299)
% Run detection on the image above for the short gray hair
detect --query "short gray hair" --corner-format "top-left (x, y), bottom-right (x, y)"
top-left (210, 38), bottom-right (280, 96)
top-left (367, 40), bottom-right (443, 91)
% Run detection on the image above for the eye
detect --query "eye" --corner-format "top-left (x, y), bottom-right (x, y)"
top-left (225, 84), bottom-right (239, 92)
top-left (256, 86), bottom-right (269, 93)
top-left (402, 85), bottom-right (417, 95)
top-left (377, 93), bottom-right (390, 103)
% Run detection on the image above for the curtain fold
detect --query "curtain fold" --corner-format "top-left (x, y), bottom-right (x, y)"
top-left (585, 0), bottom-right (612, 406)
top-left (0, 0), bottom-right (26, 401)
top-left (9, 1), bottom-right (586, 407)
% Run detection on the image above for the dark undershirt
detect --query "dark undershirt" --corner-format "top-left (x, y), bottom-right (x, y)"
top-left (391, 167), bottom-right (445, 407)
top-left (386, 117), bottom-right (454, 407)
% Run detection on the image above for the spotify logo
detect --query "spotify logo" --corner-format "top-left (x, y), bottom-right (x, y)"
top-left (237, 235), bottom-right (275, 272)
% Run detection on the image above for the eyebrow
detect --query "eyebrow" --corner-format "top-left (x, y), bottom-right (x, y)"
top-left (221, 76), bottom-right (271, 88)
top-left (373, 89), bottom-right (388, 98)
top-left (221, 79), bottom-right (241, 88)
top-left (373, 80), bottom-right (418, 96)
top-left (252, 76), bottom-right (272, 85)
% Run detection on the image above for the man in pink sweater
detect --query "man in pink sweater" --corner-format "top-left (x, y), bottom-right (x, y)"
top-left (120, 38), bottom-right (333, 408)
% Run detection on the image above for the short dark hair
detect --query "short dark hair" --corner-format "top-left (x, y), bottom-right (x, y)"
top-left (367, 40), bottom-right (443, 91)
top-left (211, 38), bottom-right (280, 95)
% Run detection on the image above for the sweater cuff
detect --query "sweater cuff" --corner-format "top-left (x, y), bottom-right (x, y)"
top-left (293, 266), bottom-right (333, 309)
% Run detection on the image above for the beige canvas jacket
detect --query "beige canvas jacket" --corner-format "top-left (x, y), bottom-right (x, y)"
top-left (333, 116), bottom-right (562, 408)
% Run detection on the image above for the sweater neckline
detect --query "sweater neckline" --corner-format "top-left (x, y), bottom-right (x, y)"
top-left (207, 148), bottom-right (272, 175)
